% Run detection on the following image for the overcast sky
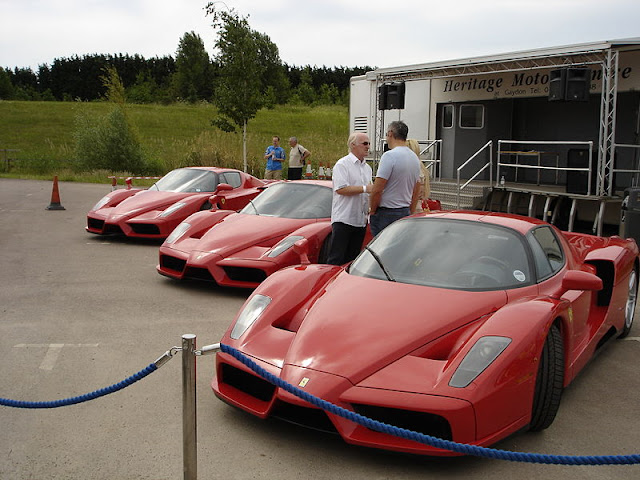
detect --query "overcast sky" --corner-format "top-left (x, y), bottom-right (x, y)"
top-left (1, 0), bottom-right (639, 72)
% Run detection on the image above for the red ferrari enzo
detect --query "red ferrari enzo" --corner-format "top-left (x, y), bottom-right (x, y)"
top-left (212, 210), bottom-right (638, 455)
top-left (157, 180), bottom-right (343, 288)
top-left (86, 167), bottom-right (268, 239)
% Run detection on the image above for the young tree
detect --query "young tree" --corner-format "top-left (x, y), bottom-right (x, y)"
top-left (206, 4), bottom-right (283, 172)
top-left (173, 31), bottom-right (214, 102)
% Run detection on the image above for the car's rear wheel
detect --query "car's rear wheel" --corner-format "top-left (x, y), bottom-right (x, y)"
top-left (619, 266), bottom-right (638, 338)
top-left (529, 324), bottom-right (564, 432)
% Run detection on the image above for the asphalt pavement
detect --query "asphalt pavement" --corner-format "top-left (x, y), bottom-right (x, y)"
top-left (0, 178), bottom-right (639, 480)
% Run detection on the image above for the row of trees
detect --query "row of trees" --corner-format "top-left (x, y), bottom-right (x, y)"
top-left (0, 34), bottom-right (371, 107)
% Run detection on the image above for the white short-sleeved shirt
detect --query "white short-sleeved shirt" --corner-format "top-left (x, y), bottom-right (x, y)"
top-left (289, 144), bottom-right (308, 168)
top-left (376, 146), bottom-right (421, 208)
top-left (331, 153), bottom-right (372, 227)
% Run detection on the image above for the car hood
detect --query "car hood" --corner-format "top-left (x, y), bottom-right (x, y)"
top-left (111, 191), bottom-right (197, 216)
top-left (187, 214), bottom-right (314, 257)
top-left (283, 273), bottom-right (508, 384)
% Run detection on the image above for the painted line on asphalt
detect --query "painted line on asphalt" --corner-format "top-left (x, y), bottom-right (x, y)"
top-left (14, 343), bottom-right (100, 370)
top-left (623, 337), bottom-right (640, 342)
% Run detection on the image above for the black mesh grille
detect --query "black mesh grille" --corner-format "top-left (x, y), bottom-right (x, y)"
top-left (104, 224), bottom-right (124, 235)
top-left (130, 223), bottom-right (160, 235)
top-left (352, 404), bottom-right (452, 440)
top-left (184, 267), bottom-right (215, 282)
top-left (221, 364), bottom-right (276, 402)
top-left (271, 400), bottom-right (338, 434)
top-left (87, 218), bottom-right (104, 230)
top-left (160, 255), bottom-right (186, 273)
top-left (223, 266), bottom-right (267, 283)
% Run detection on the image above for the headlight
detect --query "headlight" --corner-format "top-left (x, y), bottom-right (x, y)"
top-left (92, 195), bottom-right (111, 211)
top-left (267, 236), bottom-right (305, 258)
top-left (449, 336), bottom-right (511, 388)
top-left (165, 222), bottom-right (191, 244)
top-left (159, 202), bottom-right (186, 217)
top-left (230, 294), bottom-right (271, 339)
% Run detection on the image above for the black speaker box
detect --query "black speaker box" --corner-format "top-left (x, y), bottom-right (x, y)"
top-left (566, 148), bottom-right (596, 194)
top-left (378, 82), bottom-right (405, 110)
top-left (548, 69), bottom-right (566, 101)
top-left (565, 68), bottom-right (591, 101)
top-left (548, 68), bottom-right (591, 102)
top-left (378, 84), bottom-right (388, 110)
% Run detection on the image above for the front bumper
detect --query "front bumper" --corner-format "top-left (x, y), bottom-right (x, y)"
top-left (212, 352), bottom-right (481, 456)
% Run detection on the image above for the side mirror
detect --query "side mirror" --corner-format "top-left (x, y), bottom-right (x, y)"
top-left (208, 195), bottom-right (219, 210)
top-left (292, 238), bottom-right (310, 265)
top-left (215, 183), bottom-right (233, 193)
top-left (562, 270), bottom-right (603, 292)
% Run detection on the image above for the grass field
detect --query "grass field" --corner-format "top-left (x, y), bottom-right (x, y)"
top-left (0, 101), bottom-right (349, 183)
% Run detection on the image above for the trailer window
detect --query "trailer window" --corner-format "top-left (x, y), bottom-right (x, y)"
top-left (460, 105), bottom-right (484, 129)
top-left (442, 105), bottom-right (454, 128)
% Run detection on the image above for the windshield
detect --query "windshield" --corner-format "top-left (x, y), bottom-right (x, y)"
top-left (150, 168), bottom-right (219, 193)
top-left (350, 218), bottom-right (533, 290)
top-left (240, 183), bottom-right (332, 219)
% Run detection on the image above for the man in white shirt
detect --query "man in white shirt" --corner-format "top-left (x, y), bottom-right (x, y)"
top-left (326, 132), bottom-right (372, 265)
top-left (369, 121), bottom-right (421, 236)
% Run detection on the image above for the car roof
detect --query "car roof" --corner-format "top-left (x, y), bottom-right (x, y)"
top-left (180, 166), bottom-right (239, 173)
top-left (415, 210), bottom-right (547, 236)
top-left (271, 180), bottom-right (333, 188)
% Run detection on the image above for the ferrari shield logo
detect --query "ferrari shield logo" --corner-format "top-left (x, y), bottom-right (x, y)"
top-left (298, 377), bottom-right (310, 388)
top-left (221, 197), bottom-right (226, 205)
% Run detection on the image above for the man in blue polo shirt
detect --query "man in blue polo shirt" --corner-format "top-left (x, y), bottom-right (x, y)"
top-left (264, 136), bottom-right (286, 180)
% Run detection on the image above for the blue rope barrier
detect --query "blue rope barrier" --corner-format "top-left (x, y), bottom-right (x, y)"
top-left (0, 363), bottom-right (157, 409)
top-left (220, 343), bottom-right (640, 466)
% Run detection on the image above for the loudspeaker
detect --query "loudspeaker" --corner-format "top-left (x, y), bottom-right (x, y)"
top-left (378, 84), bottom-right (388, 110)
top-left (548, 69), bottom-right (566, 101)
top-left (548, 68), bottom-right (591, 102)
top-left (566, 149), bottom-right (596, 194)
top-left (565, 68), bottom-right (591, 101)
top-left (378, 82), bottom-right (405, 110)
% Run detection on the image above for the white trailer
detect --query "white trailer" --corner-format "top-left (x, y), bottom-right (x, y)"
top-left (350, 38), bottom-right (640, 234)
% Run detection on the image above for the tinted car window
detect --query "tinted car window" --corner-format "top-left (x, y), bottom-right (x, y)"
top-left (240, 183), bottom-right (332, 219)
top-left (350, 218), bottom-right (532, 290)
top-left (528, 226), bottom-right (565, 281)
top-left (150, 169), bottom-right (219, 193)
top-left (219, 172), bottom-right (242, 188)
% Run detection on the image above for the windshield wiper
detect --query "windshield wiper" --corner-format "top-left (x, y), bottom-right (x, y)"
top-left (248, 199), bottom-right (260, 215)
top-left (365, 246), bottom-right (395, 282)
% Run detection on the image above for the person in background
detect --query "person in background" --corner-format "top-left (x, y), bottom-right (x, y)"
top-left (369, 121), bottom-right (421, 236)
top-left (288, 137), bottom-right (311, 180)
top-left (326, 132), bottom-right (372, 265)
top-left (407, 138), bottom-right (432, 212)
top-left (264, 136), bottom-right (285, 180)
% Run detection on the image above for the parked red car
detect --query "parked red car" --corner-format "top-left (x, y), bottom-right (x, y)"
top-left (212, 210), bottom-right (638, 455)
top-left (86, 167), bottom-right (268, 239)
top-left (157, 180), bottom-right (352, 288)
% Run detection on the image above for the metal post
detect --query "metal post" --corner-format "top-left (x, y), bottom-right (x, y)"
top-left (182, 334), bottom-right (197, 480)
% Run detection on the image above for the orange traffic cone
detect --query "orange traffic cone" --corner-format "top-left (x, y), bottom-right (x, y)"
top-left (46, 176), bottom-right (65, 210)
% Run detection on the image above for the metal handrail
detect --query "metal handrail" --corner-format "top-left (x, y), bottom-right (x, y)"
top-left (612, 143), bottom-right (640, 187)
top-left (497, 140), bottom-right (594, 195)
top-left (456, 140), bottom-right (493, 209)
top-left (418, 139), bottom-right (442, 181)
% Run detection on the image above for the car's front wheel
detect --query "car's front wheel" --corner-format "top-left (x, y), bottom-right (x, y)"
top-left (619, 265), bottom-right (638, 338)
top-left (529, 323), bottom-right (564, 432)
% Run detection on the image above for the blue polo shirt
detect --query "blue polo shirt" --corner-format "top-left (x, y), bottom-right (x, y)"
top-left (265, 146), bottom-right (285, 171)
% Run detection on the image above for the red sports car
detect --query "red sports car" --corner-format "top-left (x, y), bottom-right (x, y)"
top-left (212, 210), bottom-right (638, 455)
top-left (157, 180), bottom-right (346, 288)
top-left (86, 167), bottom-right (268, 239)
